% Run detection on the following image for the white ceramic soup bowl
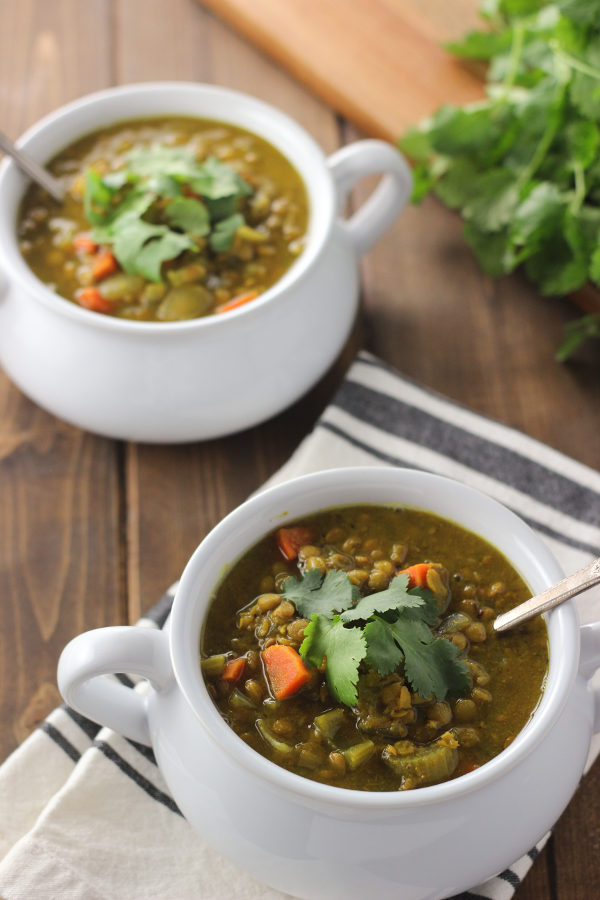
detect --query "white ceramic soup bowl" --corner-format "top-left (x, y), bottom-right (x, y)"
top-left (0, 82), bottom-right (411, 443)
top-left (57, 467), bottom-right (600, 900)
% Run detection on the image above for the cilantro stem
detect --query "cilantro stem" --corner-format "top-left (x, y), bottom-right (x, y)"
top-left (570, 162), bottom-right (586, 215)
top-left (550, 41), bottom-right (600, 82)
top-left (501, 22), bottom-right (525, 97)
top-left (519, 83), bottom-right (567, 186)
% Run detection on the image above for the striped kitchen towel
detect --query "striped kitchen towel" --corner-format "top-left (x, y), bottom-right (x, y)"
top-left (0, 350), bottom-right (598, 900)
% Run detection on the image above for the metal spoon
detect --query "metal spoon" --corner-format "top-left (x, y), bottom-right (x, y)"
top-left (0, 130), bottom-right (63, 202)
top-left (494, 557), bottom-right (600, 633)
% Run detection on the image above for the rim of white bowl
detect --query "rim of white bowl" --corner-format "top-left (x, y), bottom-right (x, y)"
top-left (0, 81), bottom-right (336, 335)
top-left (169, 466), bottom-right (579, 810)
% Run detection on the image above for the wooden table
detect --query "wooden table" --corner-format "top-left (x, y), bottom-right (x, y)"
top-left (1, 1), bottom-right (599, 897)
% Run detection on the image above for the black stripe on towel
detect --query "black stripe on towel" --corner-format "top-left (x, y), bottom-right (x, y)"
top-left (93, 739), bottom-right (181, 816)
top-left (41, 721), bottom-right (81, 763)
top-left (334, 379), bottom-right (600, 528)
top-left (63, 705), bottom-right (101, 741)
top-left (127, 737), bottom-right (158, 766)
top-left (318, 420), bottom-right (600, 557)
top-left (498, 868), bottom-right (521, 888)
top-left (145, 590), bottom-right (176, 628)
top-left (528, 847), bottom-right (539, 862)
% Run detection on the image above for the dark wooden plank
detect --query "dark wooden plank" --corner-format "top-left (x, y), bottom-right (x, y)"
top-left (552, 758), bottom-right (600, 899)
top-left (0, 0), bottom-right (118, 761)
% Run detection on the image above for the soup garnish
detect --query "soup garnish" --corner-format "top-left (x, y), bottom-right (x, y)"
top-left (201, 505), bottom-right (548, 792)
top-left (18, 117), bottom-right (309, 321)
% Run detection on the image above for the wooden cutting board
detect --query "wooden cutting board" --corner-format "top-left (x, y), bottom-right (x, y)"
top-left (199, 0), bottom-right (486, 141)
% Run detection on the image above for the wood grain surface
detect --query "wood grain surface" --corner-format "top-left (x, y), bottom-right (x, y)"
top-left (0, 2), bottom-right (599, 898)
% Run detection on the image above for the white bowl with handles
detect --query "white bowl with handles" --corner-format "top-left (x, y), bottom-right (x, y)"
top-left (0, 82), bottom-right (412, 443)
top-left (58, 466), bottom-right (600, 900)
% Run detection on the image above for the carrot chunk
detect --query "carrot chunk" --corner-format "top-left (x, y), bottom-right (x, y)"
top-left (73, 234), bottom-right (98, 254)
top-left (276, 526), bottom-right (314, 561)
top-left (92, 249), bottom-right (119, 281)
top-left (76, 287), bottom-right (114, 314)
top-left (221, 657), bottom-right (246, 683)
top-left (399, 563), bottom-right (432, 589)
top-left (216, 290), bottom-right (259, 314)
top-left (262, 645), bottom-right (311, 699)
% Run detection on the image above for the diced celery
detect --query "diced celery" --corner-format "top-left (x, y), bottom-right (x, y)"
top-left (383, 734), bottom-right (458, 786)
top-left (200, 654), bottom-right (226, 678)
top-left (229, 688), bottom-right (257, 710)
top-left (313, 708), bottom-right (345, 742)
top-left (256, 719), bottom-right (295, 756)
top-left (342, 740), bottom-right (375, 771)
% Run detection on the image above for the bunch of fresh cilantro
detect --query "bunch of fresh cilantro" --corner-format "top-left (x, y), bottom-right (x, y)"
top-left (83, 147), bottom-right (253, 282)
top-left (400, 0), bottom-right (600, 359)
top-left (281, 569), bottom-right (470, 706)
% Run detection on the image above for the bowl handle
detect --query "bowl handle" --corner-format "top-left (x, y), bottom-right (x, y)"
top-left (580, 622), bottom-right (600, 733)
top-left (327, 140), bottom-right (413, 256)
top-left (57, 626), bottom-right (173, 745)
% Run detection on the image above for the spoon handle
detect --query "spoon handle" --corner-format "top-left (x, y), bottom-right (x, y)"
top-left (0, 131), bottom-right (63, 202)
top-left (494, 557), bottom-right (600, 633)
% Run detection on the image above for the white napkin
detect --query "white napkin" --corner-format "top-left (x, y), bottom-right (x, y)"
top-left (1, 351), bottom-right (598, 900)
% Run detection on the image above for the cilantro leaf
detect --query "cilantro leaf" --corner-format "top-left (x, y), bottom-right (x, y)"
top-left (111, 220), bottom-right (167, 273)
top-left (433, 158), bottom-right (481, 210)
top-left (299, 614), bottom-right (366, 706)
top-left (165, 196), bottom-right (210, 237)
top-left (290, 566), bottom-right (470, 705)
top-left (134, 230), bottom-right (195, 282)
top-left (90, 190), bottom-right (156, 242)
top-left (189, 156), bottom-right (253, 201)
top-left (524, 211), bottom-right (588, 295)
top-left (340, 573), bottom-right (423, 623)
top-left (84, 170), bottom-right (117, 225)
top-left (282, 569), bottom-right (358, 618)
top-left (569, 38), bottom-right (600, 122)
top-left (81, 145), bottom-right (255, 281)
top-left (209, 212), bottom-right (245, 252)
top-left (461, 169), bottom-right (521, 232)
top-left (463, 222), bottom-right (515, 276)
top-left (445, 29), bottom-right (512, 61)
top-left (556, 312), bottom-right (600, 360)
top-left (403, 1), bottom-right (600, 356)
top-left (428, 103), bottom-right (512, 159)
top-left (566, 120), bottom-right (600, 169)
top-left (509, 182), bottom-right (567, 253)
top-left (398, 127), bottom-right (432, 163)
top-left (101, 170), bottom-right (134, 191)
top-left (111, 219), bottom-right (195, 282)
top-left (382, 617), bottom-right (471, 700)
top-left (558, 0), bottom-right (600, 27)
top-left (363, 617), bottom-right (404, 675)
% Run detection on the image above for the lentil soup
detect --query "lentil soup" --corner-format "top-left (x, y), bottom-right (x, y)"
top-left (18, 117), bottom-right (309, 321)
top-left (202, 505), bottom-right (548, 792)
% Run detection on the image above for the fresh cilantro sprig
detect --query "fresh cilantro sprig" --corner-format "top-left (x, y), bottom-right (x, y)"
top-left (301, 616), bottom-right (367, 706)
top-left (82, 148), bottom-right (253, 282)
top-left (401, 0), bottom-right (600, 359)
top-left (283, 570), bottom-right (470, 706)
top-left (282, 567), bottom-right (359, 618)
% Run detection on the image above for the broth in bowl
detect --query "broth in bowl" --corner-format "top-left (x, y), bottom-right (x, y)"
top-left (18, 116), bottom-right (308, 321)
top-left (202, 504), bottom-right (548, 791)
